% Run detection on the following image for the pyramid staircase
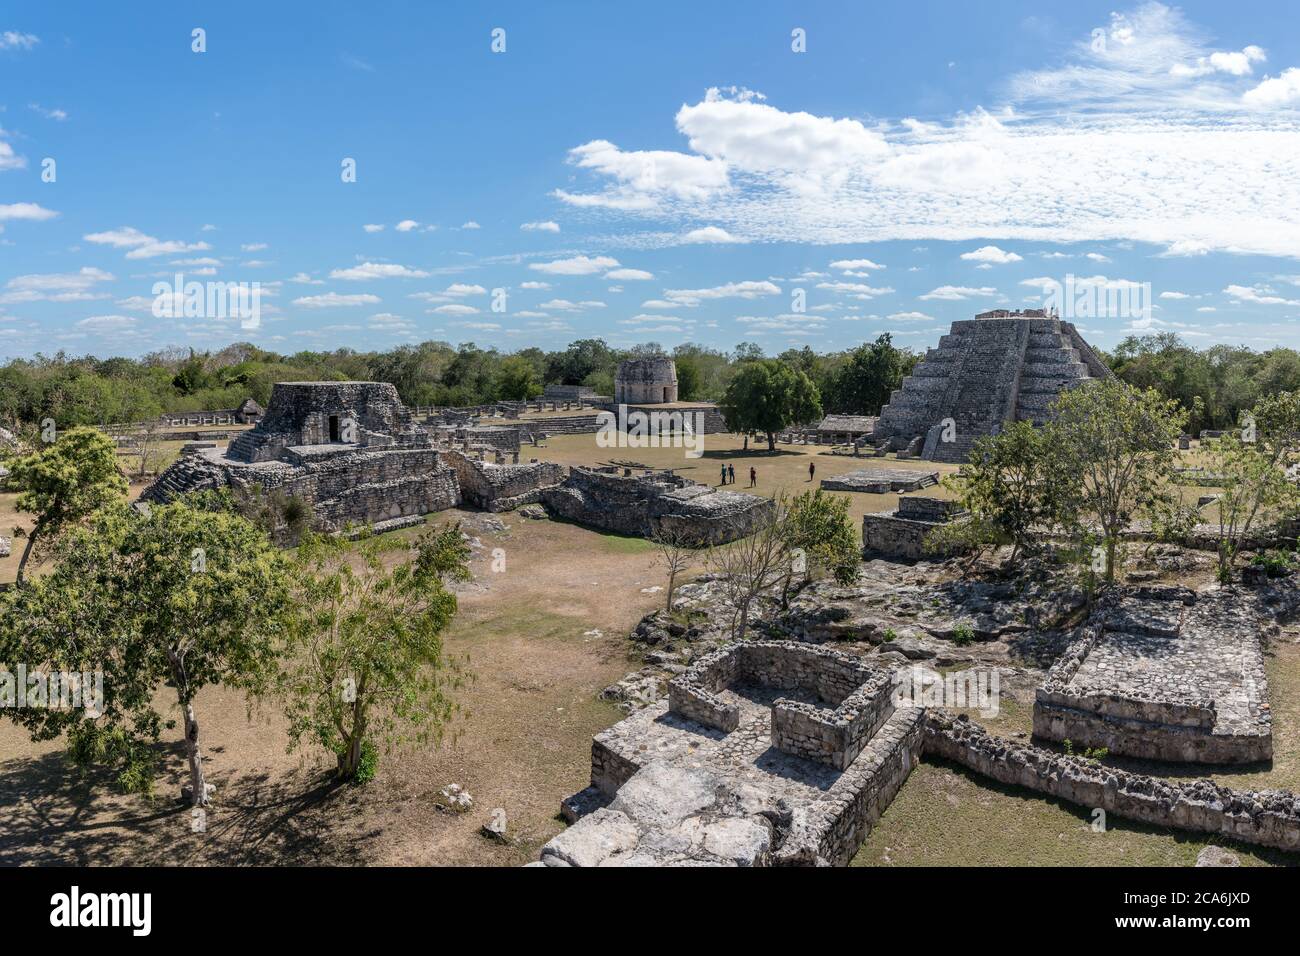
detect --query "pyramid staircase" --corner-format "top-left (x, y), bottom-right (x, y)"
top-left (876, 315), bottom-right (1105, 464)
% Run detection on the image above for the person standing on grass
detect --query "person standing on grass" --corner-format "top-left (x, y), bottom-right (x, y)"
top-left (728, 463), bottom-right (735, 485)
top-left (720, 463), bottom-right (727, 485)
top-left (749, 466), bottom-right (756, 488)
top-left (809, 461), bottom-right (816, 482)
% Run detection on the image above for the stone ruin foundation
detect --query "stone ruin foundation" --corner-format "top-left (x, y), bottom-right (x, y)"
top-left (541, 465), bottom-right (775, 547)
top-left (541, 641), bottom-right (924, 866)
top-left (861, 495), bottom-right (968, 560)
top-left (1033, 588), bottom-right (1272, 764)
top-left (820, 467), bottom-right (938, 494)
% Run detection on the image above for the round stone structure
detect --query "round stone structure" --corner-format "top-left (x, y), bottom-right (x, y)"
top-left (615, 357), bottom-right (678, 404)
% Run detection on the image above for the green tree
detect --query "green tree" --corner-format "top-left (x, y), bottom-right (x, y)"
top-left (282, 525), bottom-right (471, 782)
top-left (5, 426), bottom-right (127, 585)
top-left (783, 489), bottom-right (860, 589)
top-left (929, 420), bottom-right (1072, 566)
top-left (1051, 378), bottom-right (1186, 582)
top-left (718, 359), bottom-right (823, 451)
top-left (0, 501), bottom-right (292, 803)
top-left (1205, 391), bottom-right (1300, 580)
top-left (822, 334), bottom-right (914, 415)
top-left (495, 355), bottom-right (543, 401)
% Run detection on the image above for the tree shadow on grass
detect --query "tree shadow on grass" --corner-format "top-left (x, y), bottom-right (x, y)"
top-left (0, 744), bottom-right (384, 866)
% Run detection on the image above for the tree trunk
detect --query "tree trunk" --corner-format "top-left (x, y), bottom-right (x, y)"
top-left (14, 532), bottom-right (37, 587)
top-left (1105, 537), bottom-right (1118, 583)
top-left (665, 569), bottom-right (676, 612)
top-left (766, 431), bottom-right (776, 452)
top-left (339, 696), bottom-right (366, 779)
top-left (742, 434), bottom-right (749, 451)
top-left (183, 702), bottom-right (208, 806)
top-left (737, 600), bottom-right (751, 640)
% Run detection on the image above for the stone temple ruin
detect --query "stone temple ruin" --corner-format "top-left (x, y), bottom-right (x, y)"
top-left (541, 466), bottom-right (775, 547)
top-left (874, 310), bottom-right (1111, 463)
top-left (542, 641), bottom-right (925, 866)
top-left (615, 356), bottom-right (678, 404)
top-left (143, 382), bottom-right (460, 533)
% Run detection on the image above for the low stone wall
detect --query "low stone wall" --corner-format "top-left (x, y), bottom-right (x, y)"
top-left (443, 449), bottom-right (564, 512)
top-left (925, 713), bottom-right (1300, 852)
top-left (778, 708), bottom-right (925, 865)
top-left (669, 642), bottom-right (895, 770)
top-left (862, 510), bottom-right (964, 560)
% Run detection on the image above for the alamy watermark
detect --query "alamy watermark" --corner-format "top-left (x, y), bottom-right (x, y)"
top-left (1040, 274), bottom-right (1152, 321)
top-left (152, 273), bottom-right (261, 329)
top-left (892, 664), bottom-right (1000, 718)
top-left (596, 404), bottom-right (706, 458)
top-left (1, 665), bottom-right (104, 714)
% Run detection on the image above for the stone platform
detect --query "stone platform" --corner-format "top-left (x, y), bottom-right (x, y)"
top-left (1033, 589), bottom-right (1272, 764)
top-left (541, 642), bottom-right (924, 867)
top-left (820, 468), bottom-right (938, 494)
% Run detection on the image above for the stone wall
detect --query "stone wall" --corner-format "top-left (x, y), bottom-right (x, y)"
top-left (1032, 590), bottom-right (1272, 764)
top-left (443, 449), bottom-right (564, 512)
top-left (862, 506), bottom-right (966, 560)
top-left (541, 466), bottom-right (774, 546)
top-left (669, 642), bottom-right (896, 771)
top-left (926, 712), bottom-right (1300, 852)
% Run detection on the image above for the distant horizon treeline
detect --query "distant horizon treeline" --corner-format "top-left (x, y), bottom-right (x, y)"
top-left (0, 330), bottom-right (1296, 434)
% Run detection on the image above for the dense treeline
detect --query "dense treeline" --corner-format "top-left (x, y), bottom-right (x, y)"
top-left (4, 330), bottom-right (1295, 434)
top-left (0, 334), bottom-right (919, 429)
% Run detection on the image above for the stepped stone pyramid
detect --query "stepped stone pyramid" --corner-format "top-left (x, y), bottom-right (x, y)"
top-left (874, 310), bottom-right (1111, 463)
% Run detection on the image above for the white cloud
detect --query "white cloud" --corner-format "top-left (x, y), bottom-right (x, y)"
top-left (960, 245), bottom-right (1022, 264)
top-left (363, 223), bottom-right (384, 233)
top-left (555, 10), bottom-right (1300, 259)
top-left (1244, 68), bottom-right (1300, 109)
top-left (0, 202), bottom-right (58, 221)
top-left (887, 311), bottom-right (935, 321)
top-left (919, 285), bottom-right (998, 300)
top-left (241, 242), bottom-right (267, 252)
top-left (815, 281), bottom-right (894, 298)
top-left (293, 292), bottom-right (381, 308)
top-left (289, 272), bottom-right (324, 284)
top-left (76, 314), bottom-right (135, 330)
top-left (1224, 284), bottom-right (1300, 306)
top-left (83, 226), bottom-right (210, 259)
top-left (1159, 290), bottom-right (1190, 299)
top-left (605, 268), bottom-right (654, 280)
top-left (28, 103), bottom-right (68, 121)
top-left (329, 262), bottom-right (429, 280)
top-left (683, 226), bottom-right (742, 243)
top-left (663, 280), bottom-right (781, 305)
top-left (0, 31), bottom-right (39, 50)
top-left (443, 283), bottom-right (487, 296)
top-left (520, 220), bottom-right (560, 233)
top-left (461, 221), bottom-right (481, 230)
top-left (520, 281), bottom-right (551, 290)
top-left (432, 304), bottom-right (479, 315)
top-left (529, 255), bottom-right (620, 275)
top-left (1, 267), bottom-right (114, 303)
top-left (395, 220), bottom-right (420, 232)
top-left (830, 258), bottom-right (885, 271)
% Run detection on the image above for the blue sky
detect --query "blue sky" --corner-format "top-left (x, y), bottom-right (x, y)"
top-left (2, 1), bottom-right (1299, 361)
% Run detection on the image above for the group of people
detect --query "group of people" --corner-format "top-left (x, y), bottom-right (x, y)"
top-left (716, 461), bottom-right (817, 488)
top-left (719, 463), bottom-right (758, 488)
